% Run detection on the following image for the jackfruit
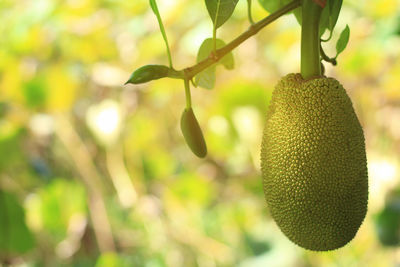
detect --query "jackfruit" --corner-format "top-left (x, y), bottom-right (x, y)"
top-left (181, 108), bottom-right (207, 158)
top-left (261, 73), bottom-right (368, 251)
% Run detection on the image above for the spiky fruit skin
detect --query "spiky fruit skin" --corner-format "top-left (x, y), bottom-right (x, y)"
top-left (261, 74), bottom-right (368, 251)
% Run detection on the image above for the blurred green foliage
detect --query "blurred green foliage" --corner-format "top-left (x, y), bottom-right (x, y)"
top-left (0, 191), bottom-right (35, 254)
top-left (0, 0), bottom-right (400, 266)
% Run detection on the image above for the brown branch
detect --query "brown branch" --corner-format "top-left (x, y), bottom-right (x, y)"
top-left (166, 0), bottom-right (301, 81)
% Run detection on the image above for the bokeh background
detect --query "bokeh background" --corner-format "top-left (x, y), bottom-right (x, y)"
top-left (1, 0), bottom-right (400, 266)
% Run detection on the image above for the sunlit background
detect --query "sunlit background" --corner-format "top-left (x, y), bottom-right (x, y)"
top-left (1, 0), bottom-right (400, 266)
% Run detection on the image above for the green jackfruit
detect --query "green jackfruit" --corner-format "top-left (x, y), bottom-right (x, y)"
top-left (181, 108), bottom-right (207, 158)
top-left (261, 74), bottom-right (368, 251)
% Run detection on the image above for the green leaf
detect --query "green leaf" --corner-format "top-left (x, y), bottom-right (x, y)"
top-left (36, 179), bottom-right (87, 242)
top-left (318, 4), bottom-right (330, 37)
top-left (149, 0), bottom-right (173, 67)
top-left (375, 199), bottom-right (400, 246)
top-left (196, 38), bottom-right (234, 68)
top-left (0, 191), bottom-right (35, 254)
top-left (205, 0), bottom-right (239, 29)
top-left (23, 75), bottom-right (47, 109)
top-left (327, 0), bottom-right (342, 32)
top-left (149, 0), bottom-right (158, 13)
top-left (258, 0), bottom-right (292, 13)
top-left (336, 25), bottom-right (350, 57)
top-left (125, 65), bottom-right (170, 85)
top-left (195, 67), bottom-right (216, 90)
top-left (319, 0), bottom-right (343, 38)
top-left (194, 38), bottom-right (234, 89)
top-left (375, 207), bottom-right (400, 246)
top-left (293, 7), bottom-right (302, 24)
top-left (258, 0), bottom-right (301, 22)
top-left (0, 126), bottom-right (24, 171)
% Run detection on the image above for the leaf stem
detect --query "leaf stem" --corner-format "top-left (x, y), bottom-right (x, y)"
top-left (320, 44), bottom-right (337, 65)
top-left (213, 26), bottom-right (217, 53)
top-left (184, 79), bottom-right (192, 109)
top-left (150, 0), bottom-right (174, 68)
top-left (163, 0), bottom-right (301, 80)
top-left (247, 0), bottom-right (255, 24)
top-left (300, 0), bottom-right (323, 79)
top-left (212, 0), bottom-right (221, 53)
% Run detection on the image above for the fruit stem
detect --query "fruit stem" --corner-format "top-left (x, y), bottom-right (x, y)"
top-left (184, 79), bottom-right (192, 109)
top-left (300, 0), bottom-right (323, 79)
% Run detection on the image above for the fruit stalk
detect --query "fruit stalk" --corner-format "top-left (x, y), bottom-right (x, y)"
top-left (184, 79), bottom-right (192, 109)
top-left (301, 0), bottom-right (323, 79)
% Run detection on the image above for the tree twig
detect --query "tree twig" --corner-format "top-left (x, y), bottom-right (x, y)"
top-left (320, 44), bottom-right (337, 66)
top-left (165, 0), bottom-right (301, 81)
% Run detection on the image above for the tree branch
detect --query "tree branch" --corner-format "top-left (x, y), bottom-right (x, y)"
top-left (167, 0), bottom-right (301, 81)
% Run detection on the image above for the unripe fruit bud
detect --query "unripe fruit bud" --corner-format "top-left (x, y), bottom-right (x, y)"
top-left (180, 108), bottom-right (207, 158)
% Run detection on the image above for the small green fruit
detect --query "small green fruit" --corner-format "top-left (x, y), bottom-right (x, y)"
top-left (180, 108), bottom-right (207, 158)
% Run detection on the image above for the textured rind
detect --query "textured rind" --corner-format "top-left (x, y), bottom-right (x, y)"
top-left (261, 74), bottom-right (368, 251)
